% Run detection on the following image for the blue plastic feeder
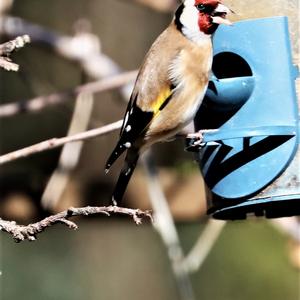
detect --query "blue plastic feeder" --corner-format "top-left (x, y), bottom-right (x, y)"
top-left (190, 17), bottom-right (300, 220)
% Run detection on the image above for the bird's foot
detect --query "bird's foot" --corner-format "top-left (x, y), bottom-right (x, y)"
top-left (185, 131), bottom-right (205, 152)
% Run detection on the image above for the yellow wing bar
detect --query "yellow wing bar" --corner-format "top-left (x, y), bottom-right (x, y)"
top-left (151, 87), bottom-right (172, 115)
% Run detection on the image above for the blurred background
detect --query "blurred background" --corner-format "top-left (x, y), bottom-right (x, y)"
top-left (0, 0), bottom-right (299, 299)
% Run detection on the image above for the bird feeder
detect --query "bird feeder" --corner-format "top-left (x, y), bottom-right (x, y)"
top-left (188, 17), bottom-right (300, 220)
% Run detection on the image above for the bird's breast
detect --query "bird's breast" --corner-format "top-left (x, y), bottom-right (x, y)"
top-left (145, 39), bottom-right (213, 143)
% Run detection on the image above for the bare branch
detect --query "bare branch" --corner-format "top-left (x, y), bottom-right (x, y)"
top-left (181, 219), bottom-right (226, 273)
top-left (0, 34), bottom-right (30, 71)
top-left (0, 56), bottom-right (18, 71)
top-left (0, 34), bottom-right (30, 55)
top-left (37, 20), bottom-right (127, 211)
top-left (0, 120), bottom-right (123, 165)
top-left (41, 92), bottom-right (95, 210)
top-left (0, 16), bottom-right (132, 96)
top-left (0, 16), bottom-right (115, 75)
top-left (0, 70), bottom-right (137, 118)
top-left (0, 205), bottom-right (153, 242)
top-left (142, 152), bottom-right (196, 300)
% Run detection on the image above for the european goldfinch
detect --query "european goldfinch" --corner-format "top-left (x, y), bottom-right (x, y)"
top-left (105, 0), bottom-right (232, 204)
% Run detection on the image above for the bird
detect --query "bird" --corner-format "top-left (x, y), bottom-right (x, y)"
top-left (105, 0), bottom-right (232, 205)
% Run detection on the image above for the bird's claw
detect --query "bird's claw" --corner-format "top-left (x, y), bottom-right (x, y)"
top-left (185, 131), bottom-right (205, 152)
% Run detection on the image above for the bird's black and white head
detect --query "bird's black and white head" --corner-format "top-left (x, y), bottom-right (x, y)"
top-left (175, 0), bottom-right (231, 41)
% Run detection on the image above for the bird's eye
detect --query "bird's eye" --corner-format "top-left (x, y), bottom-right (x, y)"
top-left (195, 4), bottom-right (206, 12)
top-left (195, 3), bottom-right (214, 14)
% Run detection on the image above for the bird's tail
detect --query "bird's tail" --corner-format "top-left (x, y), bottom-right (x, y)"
top-left (112, 149), bottom-right (139, 205)
top-left (105, 139), bottom-right (128, 173)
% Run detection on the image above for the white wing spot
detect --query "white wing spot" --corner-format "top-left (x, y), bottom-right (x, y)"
top-left (124, 142), bottom-right (131, 149)
top-left (125, 168), bottom-right (131, 176)
top-left (125, 125), bottom-right (131, 132)
top-left (123, 112), bottom-right (129, 127)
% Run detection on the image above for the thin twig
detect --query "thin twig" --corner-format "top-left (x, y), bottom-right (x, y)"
top-left (38, 20), bottom-right (126, 210)
top-left (181, 219), bottom-right (226, 273)
top-left (0, 34), bottom-right (30, 71)
top-left (0, 205), bottom-right (153, 242)
top-left (0, 70), bottom-right (137, 117)
top-left (0, 120), bottom-right (123, 165)
top-left (0, 16), bottom-right (133, 98)
top-left (41, 92), bottom-right (95, 210)
top-left (0, 34), bottom-right (30, 55)
top-left (142, 152), bottom-right (196, 300)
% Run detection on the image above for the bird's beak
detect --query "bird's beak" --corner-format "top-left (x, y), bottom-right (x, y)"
top-left (211, 3), bottom-right (233, 26)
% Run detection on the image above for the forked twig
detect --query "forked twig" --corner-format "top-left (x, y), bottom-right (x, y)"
top-left (142, 152), bottom-right (196, 300)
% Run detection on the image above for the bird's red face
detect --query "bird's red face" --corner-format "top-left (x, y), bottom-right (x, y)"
top-left (194, 0), bottom-right (231, 34)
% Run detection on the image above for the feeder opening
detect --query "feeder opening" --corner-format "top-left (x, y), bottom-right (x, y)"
top-left (213, 52), bottom-right (253, 79)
